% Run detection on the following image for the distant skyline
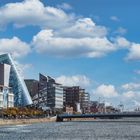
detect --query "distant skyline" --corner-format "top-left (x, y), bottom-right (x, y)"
top-left (0, 0), bottom-right (140, 110)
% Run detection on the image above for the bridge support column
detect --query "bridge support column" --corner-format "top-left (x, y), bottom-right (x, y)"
top-left (56, 116), bottom-right (63, 122)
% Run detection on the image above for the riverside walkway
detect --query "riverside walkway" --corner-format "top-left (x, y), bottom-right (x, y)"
top-left (56, 112), bottom-right (140, 122)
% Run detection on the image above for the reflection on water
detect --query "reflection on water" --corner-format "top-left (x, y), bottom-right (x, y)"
top-left (0, 119), bottom-right (140, 140)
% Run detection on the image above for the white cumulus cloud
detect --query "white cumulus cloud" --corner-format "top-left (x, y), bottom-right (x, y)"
top-left (94, 84), bottom-right (118, 98)
top-left (123, 91), bottom-right (135, 98)
top-left (114, 38), bottom-right (140, 61)
top-left (56, 18), bottom-right (107, 38)
top-left (0, 0), bottom-right (115, 59)
top-left (114, 27), bottom-right (127, 35)
top-left (0, 37), bottom-right (30, 58)
top-left (114, 37), bottom-right (130, 48)
top-left (57, 3), bottom-right (72, 10)
top-left (122, 82), bottom-right (140, 90)
top-left (32, 29), bottom-right (114, 58)
top-left (126, 43), bottom-right (140, 61)
top-left (1, 0), bottom-right (140, 62)
top-left (0, 0), bottom-right (72, 29)
top-left (55, 75), bottom-right (91, 88)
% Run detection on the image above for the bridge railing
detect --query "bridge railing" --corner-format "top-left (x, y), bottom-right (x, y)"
top-left (56, 112), bottom-right (140, 122)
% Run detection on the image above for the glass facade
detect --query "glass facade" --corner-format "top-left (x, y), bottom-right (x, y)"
top-left (39, 74), bottom-right (63, 109)
top-left (0, 54), bottom-right (32, 107)
top-left (7, 93), bottom-right (14, 107)
top-left (0, 86), bottom-right (14, 108)
top-left (55, 85), bottom-right (63, 109)
top-left (3, 87), bottom-right (9, 108)
top-left (0, 92), bottom-right (3, 108)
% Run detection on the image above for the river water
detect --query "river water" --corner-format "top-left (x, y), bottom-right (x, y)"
top-left (0, 120), bottom-right (140, 140)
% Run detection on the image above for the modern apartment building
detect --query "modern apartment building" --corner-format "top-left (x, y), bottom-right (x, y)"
top-left (63, 86), bottom-right (90, 113)
top-left (0, 86), bottom-right (14, 108)
top-left (0, 63), bottom-right (11, 87)
top-left (7, 92), bottom-right (14, 107)
top-left (53, 83), bottom-right (63, 109)
top-left (79, 90), bottom-right (90, 113)
top-left (63, 86), bottom-right (80, 112)
top-left (90, 101), bottom-right (99, 113)
top-left (39, 74), bottom-right (63, 110)
top-left (0, 63), bottom-right (14, 108)
top-left (25, 74), bottom-right (63, 110)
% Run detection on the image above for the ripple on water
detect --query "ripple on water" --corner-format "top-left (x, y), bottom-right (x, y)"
top-left (0, 120), bottom-right (140, 140)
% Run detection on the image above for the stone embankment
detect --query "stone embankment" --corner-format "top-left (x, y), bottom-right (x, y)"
top-left (0, 117), bottom-right (56, 126)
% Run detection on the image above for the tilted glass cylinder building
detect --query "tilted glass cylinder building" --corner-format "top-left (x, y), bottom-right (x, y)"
top-left (0, 54), bottom-right (32, 107)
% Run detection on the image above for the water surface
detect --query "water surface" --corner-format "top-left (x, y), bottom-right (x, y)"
top-left (0, 120), bottom-right (140, 140)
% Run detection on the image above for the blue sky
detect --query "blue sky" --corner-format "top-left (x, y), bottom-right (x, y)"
top-left (1, 0), bottom-right (140, 109)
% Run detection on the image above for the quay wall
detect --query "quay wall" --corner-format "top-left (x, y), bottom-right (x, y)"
top-left (0, 117), bottom-right (56, 125)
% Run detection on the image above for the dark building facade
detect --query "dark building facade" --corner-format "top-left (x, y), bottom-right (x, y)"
top-left (63, 86), bottom-right (80, 112)
top-left (63, 86), bottom-right (90, 113)
top-left (90, 101), bottom-right (99, 113)
top-left (90, 101), bottom-right (105, 113)
top-left (39, 74), bottom-right (54, 108)
top-left (25, 74), bottom-right (63, 110)
top-left (24, 79), bottom-right (39, 99)
top-left (24, 79), bottom-right (41, 107)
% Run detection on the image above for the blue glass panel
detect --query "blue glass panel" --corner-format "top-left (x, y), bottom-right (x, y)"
top-left (0, 54), bottom-right (32, 106)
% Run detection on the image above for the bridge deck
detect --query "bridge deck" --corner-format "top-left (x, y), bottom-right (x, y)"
top-left (57, 113), bottom-right (140, 122)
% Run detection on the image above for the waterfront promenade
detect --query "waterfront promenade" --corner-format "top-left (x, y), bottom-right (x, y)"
top-left (0, 117), bottom-right (56, 126)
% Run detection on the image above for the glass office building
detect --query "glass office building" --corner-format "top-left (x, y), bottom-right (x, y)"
top-left (54, 84), bottom-right (63, 109)
top-left (0, 54), bottom-right (32, 107)
top-left (39, 74), bottom-right (63, 109)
